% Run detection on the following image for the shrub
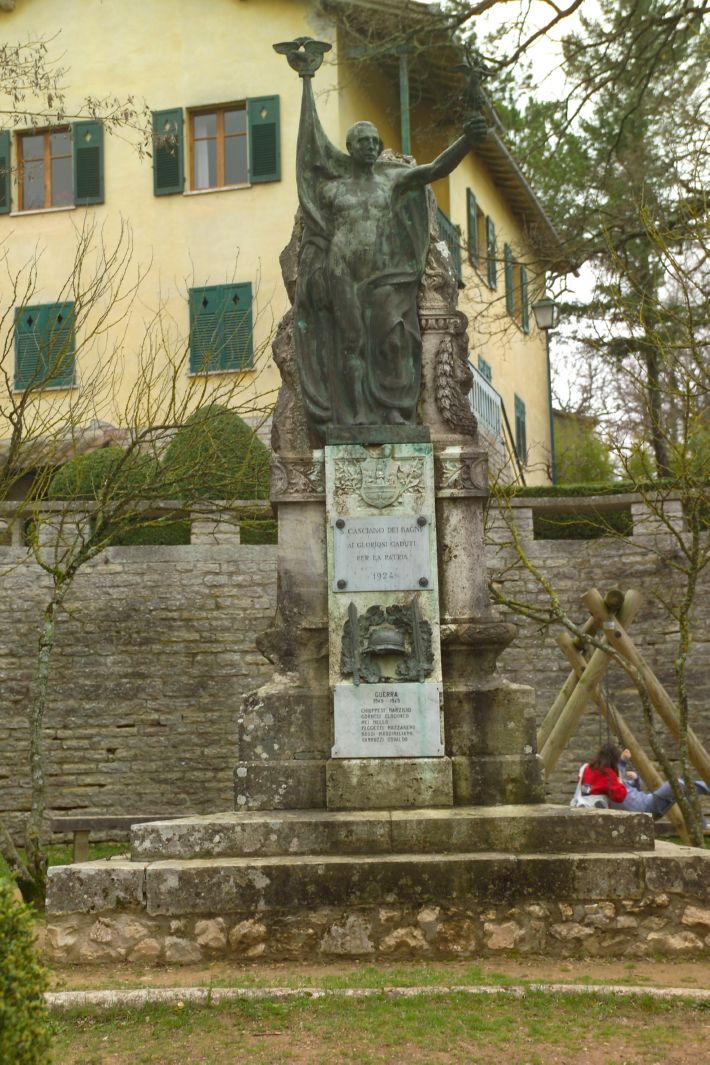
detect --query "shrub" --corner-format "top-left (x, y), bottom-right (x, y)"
top-left (47, 446), bottom-right (164, 547)
top-left (0, 879), bottom-right (51, 1065)
top-left (47, 445), bottom-right (157, 503)
top-left (111, 519), bottom-right (191, 546)
top-left (161, 404), bottom-right (270, 502)
top-left (533, 508), bottom-right (633, 540)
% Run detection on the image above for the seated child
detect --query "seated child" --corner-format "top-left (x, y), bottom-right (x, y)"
top-left (582, 743), bottom-right (709, 819)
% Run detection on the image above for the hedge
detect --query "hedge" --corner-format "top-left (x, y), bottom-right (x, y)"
top-left (0, 880), bottom-right (51, 1065)
top-left (508, 478), bottom-right (707, 499)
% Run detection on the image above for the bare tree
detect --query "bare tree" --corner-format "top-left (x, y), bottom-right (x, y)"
top-left (487, 212), bottom-right (709, 846)
top-left (0, 224), bottom-right (274, 902)
top-left (0, 34), bottom-right (151, 148)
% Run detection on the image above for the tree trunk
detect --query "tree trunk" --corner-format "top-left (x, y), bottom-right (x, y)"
top-left (644, 343), bottom-right (672, 478)
top-left (22, 578), bottom-right (69, 906)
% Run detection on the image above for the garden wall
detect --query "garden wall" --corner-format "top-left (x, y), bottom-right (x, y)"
top-left (1, 494), bottom-right (708, 837)
top-left (0, 541), bottom-right (277, 839)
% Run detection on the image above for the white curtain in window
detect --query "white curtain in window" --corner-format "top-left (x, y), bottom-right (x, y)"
top-left (195, 141), bottom-right (210, 189)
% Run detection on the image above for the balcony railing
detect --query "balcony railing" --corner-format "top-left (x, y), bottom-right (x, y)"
top-left (436, 207), bottom-right (462, 284)
top-left (468, 361), bottom-right (503, 440)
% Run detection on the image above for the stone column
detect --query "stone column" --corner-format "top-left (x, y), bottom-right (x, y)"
top-left (190, 505), bottom-right (241, 545)
top-left (418, 309), bottom-right (544, 807)
top-left (35, 508), bottom-right (90, 569)
top-left (234, 451), bottom-right (331, 810)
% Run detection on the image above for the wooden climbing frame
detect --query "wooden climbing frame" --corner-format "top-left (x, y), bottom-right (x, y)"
top-left (537, 587), bottom-right (710, 845)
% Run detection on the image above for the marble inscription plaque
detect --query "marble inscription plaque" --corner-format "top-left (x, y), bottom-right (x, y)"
top-left (332, 515), bottom-right (431, 593)
top-left (332, 682), bottom-right (443, 758)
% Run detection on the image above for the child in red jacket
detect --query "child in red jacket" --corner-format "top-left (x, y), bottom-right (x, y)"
top-left (582, 744), bottom-right (709, 818)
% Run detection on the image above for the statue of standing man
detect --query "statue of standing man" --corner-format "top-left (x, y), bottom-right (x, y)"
top-left (274, 38), bottom-right (486, 438)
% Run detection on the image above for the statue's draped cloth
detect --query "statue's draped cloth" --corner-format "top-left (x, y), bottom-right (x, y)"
top-left (294, 80), bottom-right (430, 434)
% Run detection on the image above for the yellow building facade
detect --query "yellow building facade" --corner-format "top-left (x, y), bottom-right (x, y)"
top-left (0, 0), bottom-right (562, 485)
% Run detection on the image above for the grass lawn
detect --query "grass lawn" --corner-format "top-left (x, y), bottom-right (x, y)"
top-left (0, 842), bottom-right (128, 886)
top-left (49, 990), bottom-right (710, 1065)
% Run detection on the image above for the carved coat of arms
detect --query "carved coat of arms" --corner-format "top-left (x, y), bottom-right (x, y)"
top-left (333, 446), bottom-right (425, 512)
top-left (360, 453), bottom-right (404, 508)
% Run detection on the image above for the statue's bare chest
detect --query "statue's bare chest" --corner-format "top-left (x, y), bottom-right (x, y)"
top-left (328, 178), bottom-right (391, 223)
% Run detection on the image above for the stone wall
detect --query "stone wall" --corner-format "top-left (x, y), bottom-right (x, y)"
top-left (0, 544), bottom-right (277, 839)
top-left (1, 493), bottom-right (709, 835)
top-left (487, 500), bottom-right (710, 803)
top-left (42, 844), bottom-right (710, 962)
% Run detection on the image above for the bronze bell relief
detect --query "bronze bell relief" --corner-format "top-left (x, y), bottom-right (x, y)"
top-left (365, 623), bottom-right (407, 657)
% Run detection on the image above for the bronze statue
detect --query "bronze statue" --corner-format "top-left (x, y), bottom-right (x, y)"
top-left (274, 38), bottom-right (487, 437)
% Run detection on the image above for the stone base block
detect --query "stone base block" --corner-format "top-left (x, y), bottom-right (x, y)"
top-left (44, 842), bottom-right (710, 963)
top-left (234, 760), bottom-right (325, 810)
top-left (326, 758), bottom-right (453, 810)
top-left (444, 681), bottom-right (538, 757)
top-left (452, 754), bottom-right (545, 806)
top-left (237, 679), bottom-right (330, 762)
top-left (130, 805), bottom-right (654, 862)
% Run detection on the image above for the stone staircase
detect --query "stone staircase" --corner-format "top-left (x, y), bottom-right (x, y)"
top-left (44, 804), bottom-right (710, 963)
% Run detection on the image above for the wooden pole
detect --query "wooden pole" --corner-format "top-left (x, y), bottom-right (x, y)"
top-left (539, 589), bottom-right (643, 774)
top-left (559, 634), bottom-right (691, 843)
top-left (582, 589), bottom-right (710, 789)
top-left (537, 588), bottom-right (626, 751)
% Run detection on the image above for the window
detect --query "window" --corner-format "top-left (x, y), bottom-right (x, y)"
top-left (14, 302), bottom-right (76, 390)
top-left (486, 216), bottom-right (497, 289)
top-left (11, 122), bottom-right (104, 213)
top-left (504, 247), bottom-right (531, 332)
top-left (437, 207), bottom-right (462, 284)
top-left (477, 355), bottom-right (492, 383)
top-left (466, 189), bottom-right (487, 272)
top-left (519, 264), bottom-right (530, 332)
top-left (152, 97), bottom-right (280, 197)
top-left (192, 106), bottom-right (248, 190)
top-left (504, 243), bottom-right (516, 316)
top-left (18, 129), bottom-right (72, 210)
top-left (514, 394), bottom-right (527, 465)
top-left (189, 283), bottom-right (253, 373)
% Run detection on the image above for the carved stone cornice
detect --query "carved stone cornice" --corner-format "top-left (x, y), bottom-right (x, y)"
top-left (419, 309), bottom-right (468, 334)
top-left (434, 446), bottom-right (488, 498)
top-left (270, 451), bottom-right (325, 503)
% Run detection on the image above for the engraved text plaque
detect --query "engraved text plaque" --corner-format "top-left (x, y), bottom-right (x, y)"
top-left (332, 515), bottom-right (431, 593)
top-left (331, 682), bottom-right (443, 758)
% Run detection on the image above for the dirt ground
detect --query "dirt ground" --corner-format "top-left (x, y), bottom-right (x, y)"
top-left (47, 955), bottom-right (710, 993)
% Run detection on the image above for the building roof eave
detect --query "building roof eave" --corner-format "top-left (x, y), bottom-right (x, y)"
top-left (322, 0), bottom-right (571, 273)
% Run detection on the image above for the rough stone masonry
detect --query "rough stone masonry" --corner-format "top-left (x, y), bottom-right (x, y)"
top-left (1, 503), bottom-right (708, 836)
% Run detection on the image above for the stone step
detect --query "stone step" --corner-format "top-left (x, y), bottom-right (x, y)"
top-left (129, 805), bottom-right (654, 861)
top-left (47, 842), bottom-right (706, 920)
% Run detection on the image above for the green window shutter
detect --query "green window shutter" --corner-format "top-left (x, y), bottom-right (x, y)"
top-left (15, 303), bottom-right (75, 390)
top-left (248, 96), bottom-right (280, 183)
top-left (0, 131), bottom-right (11, 215)
top-left (190, 286), bottom-right (222, 373)
top-left (44, 302), bottom-right (76, 386)
top-left (153, 108), bottom-right (184, 196)
top-left (190, 284), bottom-right (254, 373)
top-left (466, 188), bottom-right (477, 265)
top-left (14, 307), bottom-right (41, 390)
top-left (514, 394), bottom-right (527, 464)
top-left (221, 282), bottom-right (253, 369)
top-left (73, 121), bottom-right (104, 205)
top-left (477, 355), bottom-right (492, 383)
top-left (520, 265), bottom-right (529, 332)
top-left (486, 216), bottom-right (496, 288)
top-left (504, 244), bottom-right (514, 314)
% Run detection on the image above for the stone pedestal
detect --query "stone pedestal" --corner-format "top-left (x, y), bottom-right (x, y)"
top-left (323, 433), bottom-right (452, 810)
top-left (41, 226), bottom-right (710, 967)
top-left (233, 428), bottom-right (545, 809)
top-left (43, 807), bottom-right (710, 963)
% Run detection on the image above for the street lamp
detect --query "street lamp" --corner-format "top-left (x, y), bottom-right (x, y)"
top-left (531, 296), bottom-right (561, 484)
top-left (531, 296), bottom-right (560, 332)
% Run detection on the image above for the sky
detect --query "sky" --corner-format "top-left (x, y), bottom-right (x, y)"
top-left (437, 1), bottom-right (598, 408)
